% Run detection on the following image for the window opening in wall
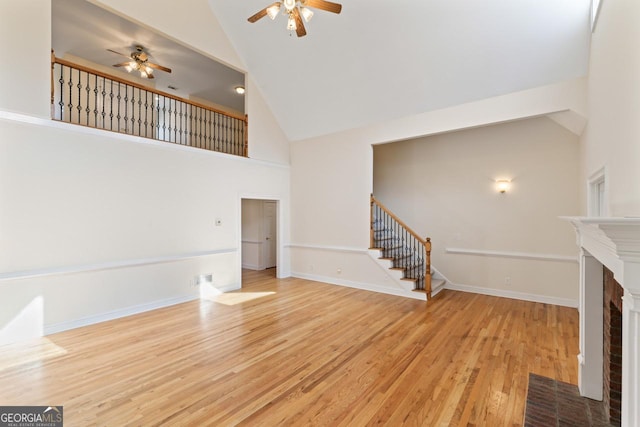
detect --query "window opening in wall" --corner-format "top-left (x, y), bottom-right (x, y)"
top-left (588, 167), bottom-right (607, 217)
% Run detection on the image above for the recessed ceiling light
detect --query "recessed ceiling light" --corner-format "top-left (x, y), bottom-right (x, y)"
top-left (234, 86), bottom-right (245, 95)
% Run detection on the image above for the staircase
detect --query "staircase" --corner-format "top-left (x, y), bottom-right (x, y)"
top-left (369, 195), bottom-right (447, 300)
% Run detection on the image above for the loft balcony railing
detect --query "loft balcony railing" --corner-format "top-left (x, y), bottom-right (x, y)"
top-left (51, 52), bottom-right (248, 157)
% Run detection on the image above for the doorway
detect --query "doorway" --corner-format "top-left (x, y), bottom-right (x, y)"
top-left (241, 199), bottom-right (278, 272)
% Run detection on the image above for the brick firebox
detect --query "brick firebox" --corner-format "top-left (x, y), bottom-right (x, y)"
top-left (604, 267), bottom-right (623, 426)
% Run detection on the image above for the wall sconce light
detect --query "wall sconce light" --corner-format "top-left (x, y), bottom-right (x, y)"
top-left (496, 179), bottom-right (511, 194)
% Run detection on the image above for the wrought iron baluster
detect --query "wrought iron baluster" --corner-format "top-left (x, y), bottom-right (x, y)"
top-left (167, 98), bottom-right (172, 142)
top-left (85, 71), bottom-right (91, 125)
top-left (178, 101), bottom-right (183, 145)
top-left (197, 107), bottom-right (201, 149)
top-left (162, 97), bottom-right (167, 141)
top-left (67, 68), bottom-right (74, 123)
top-left (57, 64), bottom-right (65, 121)
top-left (137, 87), bottom-right (142, 135)
top-left (187, 102), bottom-right (191, 146)
top-left (173, 99), bottom-right (178, 143)
top-left (232, 118), bottom-right (237, 155)
top-left (129, 87), bottom-right (135, 134)
top-left (143, 90), bottom-right (149, 138)
top-left (116, 82), bottom-right (122, 132)
top-left (76, 69), bottom-right (82, 124)
top-left (224, 116), bottom-right (231, 154)
top-left (92, 74), bottom-right (99, 127)
top-left (100, 76), bottom-right (106, 129)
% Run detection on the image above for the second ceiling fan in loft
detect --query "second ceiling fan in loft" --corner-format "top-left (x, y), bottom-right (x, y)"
top-left (248, 0), bottom-right (342, 37)
top-left (108, 45), bottom-right (172, 79)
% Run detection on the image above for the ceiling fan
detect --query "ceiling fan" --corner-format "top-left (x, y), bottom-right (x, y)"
top-left (108, 45), bottom-right (172, 79)
top-left (248, 0), bottom-right (342, 37)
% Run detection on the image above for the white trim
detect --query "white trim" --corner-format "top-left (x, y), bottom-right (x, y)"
top-left (242, 263), bottom-right (262, 270)
top-left (288, 244), bottom-right (368, 254)
top-left (43, 281), bottom-right (241, 336)
top-left (291, 271), bottom-right (425, 301)
top-left (587, 166), bottom-right (608, 217)
top-left (0, 249), bottom-right (237, 282)
top-left (239, 194), bottom-right (287, 279)
top-left (0, 110), bottom-right (290, 169)
top-left (444, 282), bottom-right (578, 308)
top-left (44, 294), bottom-right (197, 335)
top-left (445, 247), bottom-right (577, 263)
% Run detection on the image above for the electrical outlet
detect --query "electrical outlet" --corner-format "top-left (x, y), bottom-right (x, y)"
top-left (504, 276), bottom-right (511, 286)
top-left (337, 268), bottom-right (342, 274)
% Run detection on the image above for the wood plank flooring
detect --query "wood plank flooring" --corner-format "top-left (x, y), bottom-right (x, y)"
top-left (0, 270), bottom-right (579, 426)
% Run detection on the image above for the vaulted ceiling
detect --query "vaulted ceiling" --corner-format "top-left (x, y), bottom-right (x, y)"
top-left (208, 0), bottom-right (591, 141)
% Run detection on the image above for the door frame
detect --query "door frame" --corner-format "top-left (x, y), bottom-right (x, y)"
top-left (238, 194), bottom-right (284, 280)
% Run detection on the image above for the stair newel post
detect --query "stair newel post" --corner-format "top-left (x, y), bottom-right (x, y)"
top-left (370, 194), bottom-right (375, 249)
top-left (425, 237), bottom-right (432, 300)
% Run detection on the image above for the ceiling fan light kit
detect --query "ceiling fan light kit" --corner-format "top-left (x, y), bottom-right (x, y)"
top-left (109, 45), bottom-right (172, 79)
top-left (248, 0), bottom-right (342, 37)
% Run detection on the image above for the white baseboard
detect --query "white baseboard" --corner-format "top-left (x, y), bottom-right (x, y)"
top-left (444, 282), bottom-right (578, 308)
top-left (44, 294), bottom-right (198, 336)
top-left (242, 263), bottom-right (262, 270)
top-left (291, 272), bottom-right (426, 301)
top-left (217, 283), bottom-right (241, 293)
top-left (43, 283), bottom-right (241, 336)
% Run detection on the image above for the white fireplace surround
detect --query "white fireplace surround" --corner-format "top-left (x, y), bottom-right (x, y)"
top-left (564, 217), bottom-right (640, 427)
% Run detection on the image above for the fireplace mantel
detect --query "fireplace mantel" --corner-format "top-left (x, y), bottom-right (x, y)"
top-left (563, 217), bottom-right (640, 427)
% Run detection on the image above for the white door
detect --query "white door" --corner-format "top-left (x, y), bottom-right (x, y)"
top-left (263, 201), bottom-right (277, 269)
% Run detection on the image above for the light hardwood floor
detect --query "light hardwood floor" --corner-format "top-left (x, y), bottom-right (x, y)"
top-left (0, 270), bottom-right (578, 426)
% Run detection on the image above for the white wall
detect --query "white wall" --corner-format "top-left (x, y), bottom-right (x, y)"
top-left (0, 116), bottom-right (290, 344)
top-left (0, 0), bottom-right (290, 345)
top-left (580, 0), bottom-right (640, 215)
top-left (374, 117), bottom-right (580, 302)
top-left (0, 0), bottom-right (51, 118)
top-left (290, 80), bottom-right (585, 301)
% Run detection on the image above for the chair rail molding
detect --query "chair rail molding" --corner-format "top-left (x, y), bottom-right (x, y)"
top-left (445, 247), bottom-right (577, 263)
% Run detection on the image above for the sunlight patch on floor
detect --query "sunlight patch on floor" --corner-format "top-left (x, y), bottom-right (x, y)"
top-left (0, 338), bottom-right (67, 372)
top-left (206, 292), bottom-right (276, 306)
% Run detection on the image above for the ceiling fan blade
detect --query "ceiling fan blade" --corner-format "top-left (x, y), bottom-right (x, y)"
top-left (107, 48), bottom-right (131, 58)
top-left (147, 62), bottom-right (172, 73)
top-left (292, 8), bottom-right (307, 37)
top-left (303, 0), bottom-right (342, 14)
top-left (112, 62), bottom-right (130, 67)
top-left (248, 3), bottom-right (279, 23)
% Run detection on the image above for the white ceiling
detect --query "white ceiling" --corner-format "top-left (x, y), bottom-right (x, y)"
top-left (208, 0), bottom-right (591, 141)
top-left (52, 0), bottom-right (246, 113)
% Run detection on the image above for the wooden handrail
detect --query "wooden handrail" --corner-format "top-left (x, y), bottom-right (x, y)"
top-left (370, 194), bottom-right (433, 300)
top-left (52, 54), bottom-right (247, 123)
top-left (371, 195), bottom-right (428, 245)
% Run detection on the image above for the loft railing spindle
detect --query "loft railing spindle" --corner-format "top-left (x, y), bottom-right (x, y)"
top-left (50, 55), bottom-right (247, 156)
